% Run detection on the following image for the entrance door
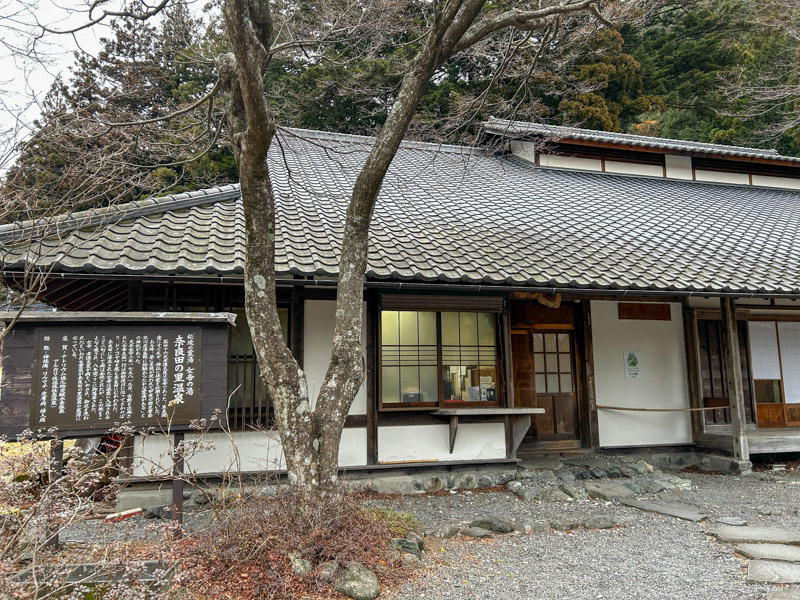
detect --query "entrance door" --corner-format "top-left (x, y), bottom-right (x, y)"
top-left (750, 320), bottom-right (800, 428)
top-left (512, 330), bottom-right (578, 439)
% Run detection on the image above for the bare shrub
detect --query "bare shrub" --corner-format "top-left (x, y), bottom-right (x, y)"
top-left (181, 484), bottom-right (404, 599)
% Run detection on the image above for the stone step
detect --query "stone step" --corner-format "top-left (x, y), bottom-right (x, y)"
top-left (737, 544), bottom-right (800, 563)
top-left (711, 526), bottom-right (800, 546)
top-left (766, 589), bottom-right (800, 599)
top-left (620, 499), bottom-right (707, 522)
top-left (747, 560), bottom-right (800, 585)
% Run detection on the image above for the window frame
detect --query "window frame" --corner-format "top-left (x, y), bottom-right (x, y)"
top-left (378, 307), bottom-right (505, 411)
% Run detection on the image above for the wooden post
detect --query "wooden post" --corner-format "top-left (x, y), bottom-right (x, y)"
top-left (720, 297), bottom-right (749, 460)
top-left (581, 301), bottom-right (600, 448)
top-left (365, 290), bottom-right (379, 465)
top-left (681, 301), bottom-right (705, 440)
top-left (502, 297), bottom-right (516, 459)
top-left (172, 432), bottom-right (185, 536)
top-left (45, 440), bottom-right (64, 548)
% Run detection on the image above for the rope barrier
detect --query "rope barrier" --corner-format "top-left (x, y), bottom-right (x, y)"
top-left (596, 405), bottom-right (724, 413)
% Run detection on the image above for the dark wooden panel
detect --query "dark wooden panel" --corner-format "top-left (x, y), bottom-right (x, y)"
top-left (510, 301), bottom-right (575, 328)
top-left (3, 347), bottom-right (35, 369)
top-left (345, 415), bottom-right (367, 428)
top-left (554, 394), bottom-right (577, 435)
top-left (757, 404), bottom-right (785, 428)
top-left (511, 333), bottom-right (535, 408)
top-left (3, 327), bottom-right (36, 348)
top-left (618, 303), bottom-right (671, 321)
top-left (380, 294), bottom-right (503, 311)
top-left (533, 395), bottom-right (555, 436)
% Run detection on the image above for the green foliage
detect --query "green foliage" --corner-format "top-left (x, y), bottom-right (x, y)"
top-left (363, 507), bottom-right (419, 537)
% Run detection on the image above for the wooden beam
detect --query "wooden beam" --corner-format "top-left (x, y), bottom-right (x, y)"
top-left (365, 289), bottom-right (379, 465)
top-left (681, 302), bottom-right (705, 439)
top-left (502, 296), bottom-right (516, 458)
top-left (720, 297), bottom-right (749, 460)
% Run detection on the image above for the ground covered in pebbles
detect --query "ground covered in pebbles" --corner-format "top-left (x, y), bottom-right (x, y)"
top-left (379, 467), bottom-right (800, 600)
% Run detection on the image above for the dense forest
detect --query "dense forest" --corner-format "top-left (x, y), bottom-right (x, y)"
top-left (3, 0), bottom-right (800, 216)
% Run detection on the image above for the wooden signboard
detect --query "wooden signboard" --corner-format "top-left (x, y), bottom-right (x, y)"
top-left (618, 303), bottom-right (671, 321)
top-left (0, 313), bottom-right (232, 438)
top-left (31, 326), bottom-right (202, 430)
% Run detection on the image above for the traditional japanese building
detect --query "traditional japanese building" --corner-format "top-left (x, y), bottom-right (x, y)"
top-left (4, 120), bottom-right (800, 474)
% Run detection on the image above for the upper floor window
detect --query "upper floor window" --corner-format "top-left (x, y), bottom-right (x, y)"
top-left (380, 309), bottom-right (500, 409)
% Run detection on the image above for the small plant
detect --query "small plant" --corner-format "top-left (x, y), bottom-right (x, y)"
top-left (362, 507), bottom-right (419, 537)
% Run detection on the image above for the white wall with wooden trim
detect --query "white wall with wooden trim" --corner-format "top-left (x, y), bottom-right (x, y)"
top-left (538, 154), bottom-right (602, 171)
top-left (694, 170), bottom-right (750, 185)
top-left (377, 423), bottom-right (505, 463)
top-left (131, 428), bottom-right (367, 476)
top-left (304, 299), bottom-right (367, 415)
top-left (604, 161), bottom-right (663, 177)
top-left (592, 300), bottom-right (692, 447)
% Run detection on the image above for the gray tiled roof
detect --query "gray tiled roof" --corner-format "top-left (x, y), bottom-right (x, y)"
top-left (482, 117), bottom-right (800, 163)
top-left (4, 127), bottom-right (800, 295)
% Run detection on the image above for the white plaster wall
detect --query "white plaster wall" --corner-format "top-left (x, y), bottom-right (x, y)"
top-left (604, 161), bottom-right (663, 177)
top-left (751, 175), bottom-right (800, 190)
top-left (592, 301), bottom-right (692, 447)
top-left (132, 428), bottom-right (367, 476)
top-left (510, 140), bottom-right (537, 163)
top-left (694, 170), bottom-right (750, 185)
top-left (665, 155), bottom-right (692, 180)
top-left (377, 423), bottom-right (505, 463)
top-left (539, 154), bottom-right (603, 171)
top-left (304, 300), bottom-right (367, 415)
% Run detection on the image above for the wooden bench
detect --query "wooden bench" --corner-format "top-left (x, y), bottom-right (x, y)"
top-left (431, 407), bottom-right (545, 454)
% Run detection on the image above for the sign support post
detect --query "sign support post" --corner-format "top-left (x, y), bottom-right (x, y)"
top-left (172, 432), bottom-right (185, 537)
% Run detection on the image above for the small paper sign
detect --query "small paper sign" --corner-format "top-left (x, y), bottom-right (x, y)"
top-left (624, 351), bottom-right (641, 379)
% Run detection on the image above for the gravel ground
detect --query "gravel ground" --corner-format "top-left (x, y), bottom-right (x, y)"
top-left (379, 470), bottom-right (800, 600)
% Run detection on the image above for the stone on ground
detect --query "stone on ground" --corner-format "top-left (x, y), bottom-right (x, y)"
top-left (391, 538), bottom-right (421, 559)
top-left (470, 516), bottom-right (514, 534)
top-left (766, 589), bottom-right (800, 599)
top-left (538, 487), bottom-right (570, 503)
top-left (550, 518), bottom-right (581, 532)
top-left (333, 562), bottom-right (381, 600)
top-left (317, 561), bottom-right (338, 582)
top-left (518, 457), bottom-right (564, 471)
top-left (506, 481), bottom-right (522, 494)
top-left (555, 468), bottom-right (576, 484)
top-left (736, 544), bottom-right (800, 562)
top-left (716, 516), bottom-right (748, 526)
top-left (563, 456), bottom-right (609, 469)
top-left (585, 481), bottom-right (636, 500)
top-left (711, 526), bottom-right (800, 545)
top-left (401, 553), bottom-right (422, 568)
top-left (428, 524), bottom-right (459, 539)
top-left (462, 526), bottom-right (493, 539)
top-left (747, 560), bottom-right (800, 585)
top-left (291, 558), bottom-right (312, 576)
top-left (583, 515), bottom-right (615, 530)
top-left (515, 487), bottom-right (537, 501)
top-left (620, 499), bottom-right (707, 522)
top-left (517, 519), bottom-right (549, 533)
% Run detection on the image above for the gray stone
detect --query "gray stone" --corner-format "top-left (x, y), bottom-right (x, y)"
top-left (460, 474), bottom-right (477, 489)
top-left (334, 562), bottom-right (381, 600)
top-left (428, 524), bottom-right (459, 539)
top-left (462, 527), bottom-right (493, 539)
top-left (519, 457), bottom-right (564, 471)
top-left (576, 470), bottom-right (593, 480)
top-left (401, 553), bottom-right (422, 568)
top-left (622, 481), bottom-right (642, 494)
top-left (737, 544), bottom-right (800, 562)
top-left (391, 538), bottom-right (421, 559)
top-left (291, 558), bottom-right (312, 576)
top-left (189, 491), bottom-right (211, 506)
top-left (618, 466), bottom-right (635, 478)
top-left (638, 479), bottom-right (672, 494)
top-left (747, 560), bottom-right (800, 585)
top-left (517, 520), bottom-right (549, 533)
top-left (711, 526), bottom-right (800, 545)
top-left (446, 475), bottom-right (457, 489)
top-left (539, 470), bottom-right (558, 483)
top-left (564, 456), bottom-right (610, 469)
top-left (555, 468), bottom-right (576, 484)
top-left (496, 472), bottom-right (517, 485)
top-left (583, 515), bottom-right (616, 530)
top-left (621, 499), bottom-right (706, 522)
top-left (766, 589), bottom-right (800, 599)
top-left (407, 531), bottom-right (425, 552)
top-left (424, 477), bottom-right (443, 492)
top-left (585, 481), bottom-right (636, 501)
top-left (412, 479), bottom-right (424, 491)
top-left (637, 460), bottom-right (655, 473)
top-left (470, 516), bottom-right (514, 534)
top-left (506, 481), bottom-right (522, 494)
top-left (145, 506), bottom-right (171, 520)
top-left (317, 561), bottom-right (339, 582)
top-left (516, 488), bottom-right (538, 501)
top-left (477, 475), bottom-right (494, 488)
top-left (558, 484), bottom-right (586, 500)
top-left (538, 487), bottom-right (570, 503)
top-left (605, 467), bottom-right (623, 479)
top-left (590, 468), bottom-right (607, 479)
top-left (550, 519), bottom-right (581, 531)
top-left (628, 462), bottom-right (651, 476)
top-left (666, 476), bottom-right (692, 490)
top-left (716, 517), bottom-right (748, 527)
